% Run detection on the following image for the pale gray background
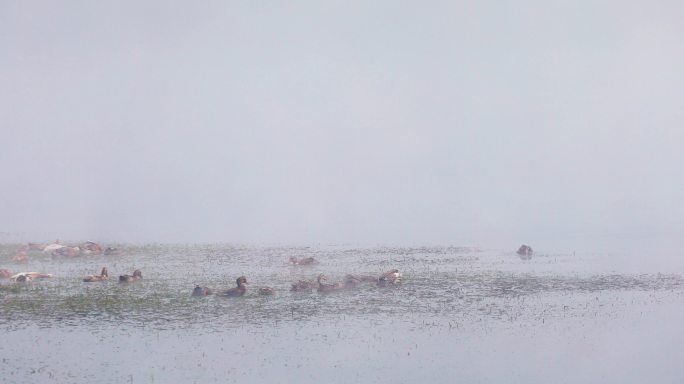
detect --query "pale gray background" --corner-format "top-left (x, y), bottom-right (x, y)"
top-left (2, 1), bottom-right (683, 250)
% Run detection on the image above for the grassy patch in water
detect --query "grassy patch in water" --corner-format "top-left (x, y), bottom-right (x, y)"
top-left (0, 284), bottom-right (23, 294)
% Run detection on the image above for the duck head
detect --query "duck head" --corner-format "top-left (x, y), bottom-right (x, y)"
top-left (192, 285), bottom-right (203, 296)
top-left (378, 269), bottom-right (401, 286)
top-left (15, 274), bottom-right (31, 283)
top-left (192, 285), bottom-right (212, 296)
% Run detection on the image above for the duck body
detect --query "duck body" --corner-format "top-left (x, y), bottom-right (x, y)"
top-left (317, 274), bottom-right (343, 293)
top-left (517, 244), bottom-right (533, 259)
top-left (43, 243), bottom-right (65, 253)
top-left (11, 272), bottom-right (54, 282)
top-left (119, 270), bottom-right (142, 282)
top-left (343, 274), bottom-right (378, 288)
top-left (83, 267), bottom-right (108, 282)
top-left (219, 276), bottom-right (248, 297)
top-left (80, 241), bottom-right (103, 255)
top-left (192, 285), bottom-right (212, 297)
top-left (12, 251), bottom-right (28, 262)
top-left (52, 246), bottom-right (81, 258)
top-left (290, 279), bottom-right (318, 292)
top-left (288, 257), bottom-right (318, 265)
top-left (377, 269), bottom-right (401, 287)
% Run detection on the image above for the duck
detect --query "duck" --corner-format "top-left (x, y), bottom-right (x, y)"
top-left (52, 246), bottom-right (81, 258)
top-left (258, 287), bottom-right (275, 295)
top-left (119, 270), bottom-right (142, 282)
top-left (104, 247), bottom-right (119, 256)
top-left (377, 269), bottom-right (401, 287)
top-left (288, 257), bottom-right (318, 265)
top-left (290, 279), bottom-right (318, 292)
top-left (12, 250), bottom-right (28, 262)
top-left (317, 274), bottom-right (343, 293)
top-left (43, 241), bottom-right (65, 253)
top-left (80, 241), bottom-right (103, 255)
top-left (343, 274), bottom-right (378, 288)
top-left (192, 285), bottom-right (212, 297)
top-left (83, 267), bottom-right (109, 282)
top-left (10, 272), bottom-right (54, 282)
top-left (517, 244), bottom-right (533, 259)
top-left (219, 276), bottom-right (248, 297)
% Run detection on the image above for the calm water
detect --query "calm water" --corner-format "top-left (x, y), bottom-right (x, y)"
top-left (1, 244), bottom-right (683, 383)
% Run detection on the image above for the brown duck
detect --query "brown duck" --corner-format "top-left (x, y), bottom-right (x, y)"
top-left (377, 269), bottom-right (401, 287)
top-left (83, 267), bottom-right (109, 282)
top-left (290, 279), bottom-right (318, 292)
top-left (119, 270), bottom-right (142, 282)
top-left (317, 274), bottom-right (343, 293)
top-left (219, 276), bottom-right (248, 297)
top-left (288, 257), bottom-right (318, 265)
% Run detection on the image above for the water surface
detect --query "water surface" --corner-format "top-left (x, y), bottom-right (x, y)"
top-left (1, 244), bottom-right (682, 383)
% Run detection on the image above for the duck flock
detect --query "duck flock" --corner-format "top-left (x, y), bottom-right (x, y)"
top-left (1, 241), bottom-right (403, 297)
top-left (2, 241), bottom-right (535, 297)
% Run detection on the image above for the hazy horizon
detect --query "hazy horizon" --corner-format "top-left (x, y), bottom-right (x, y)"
top-left (2, 1), bottom-right (683, 249)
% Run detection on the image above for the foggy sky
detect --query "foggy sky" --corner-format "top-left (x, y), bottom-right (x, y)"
top-left (1, 1), bottom-right (683, 247)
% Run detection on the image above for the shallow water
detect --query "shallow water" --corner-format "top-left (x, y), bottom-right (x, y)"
top-left (1, 244), bottom-right (683, 383)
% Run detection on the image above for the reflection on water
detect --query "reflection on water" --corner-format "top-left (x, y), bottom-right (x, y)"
top-left (1, 244), bottom-right (683, 383)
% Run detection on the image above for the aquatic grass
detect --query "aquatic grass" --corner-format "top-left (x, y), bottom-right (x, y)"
top-left (0, 284), bottom-right (24, 294)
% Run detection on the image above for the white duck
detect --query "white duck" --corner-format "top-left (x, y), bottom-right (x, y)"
top-left (11, 272), bottom-right (54, 282)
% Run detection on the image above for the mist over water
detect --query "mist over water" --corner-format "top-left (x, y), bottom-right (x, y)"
top-left (2, 1), bottom-right (683, 246)
top-left (2, 0), bottom-right (684, 382)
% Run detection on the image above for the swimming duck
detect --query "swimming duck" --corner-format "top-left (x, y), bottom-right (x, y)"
top-left (377, 269), bottom-right (401, 287)
top-left (119, 270), bottom-right (142, 282)
top-left (317, 274), bottom-right (343, 293)
top-left (288, 257), bottom-right (318, 265)
top-left (43, 242), bottom-right (65, 253)
top-left (192, 285), bottom-right (212, 297)
top-left (0, 269), bottom-right (11, 278)
top-left (104, 247), bottom-right (119, 256)
top-left (219, 276), bottom-right (248, 297)
top-left (343, 274), bottom-right (378, 288)
top-left (83, 267), bottom-right (109, 282)
top-left (12, 250), bottom-right (28, 262)
top-left (258, 287), bottom-right (275, 295)
top-left (52, 246), bottom-right (81, 258)
top-left (80, 241), bottom-right (103, 255)
top-left (11, 272), bottom-right (54, 282)
top-left (517, 244), bottom-right (533, 259)
top-left (290, 279), bottom-right (318, 292)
